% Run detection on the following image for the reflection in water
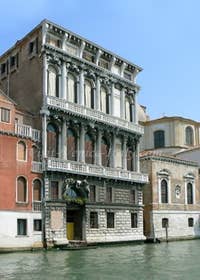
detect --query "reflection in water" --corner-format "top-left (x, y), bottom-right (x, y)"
top-left (0, 240), bottom-right (200, 280)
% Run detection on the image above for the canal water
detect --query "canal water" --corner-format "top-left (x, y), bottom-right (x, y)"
top-left (0, 240), bottom-right (200, 280)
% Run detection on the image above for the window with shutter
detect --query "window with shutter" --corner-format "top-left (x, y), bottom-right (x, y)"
top-left (67, 128), bottom-right (77, 161)
top-left (33, 179), bottom-right (42, 201)
top-left (85, 133), bottom-right (94, 164)
top-left (17, 177), bottom-right (27, 202)
top-left (47, 124), bottom-right (58, 157)
top-left (17, 141), bottom-right (26, 161)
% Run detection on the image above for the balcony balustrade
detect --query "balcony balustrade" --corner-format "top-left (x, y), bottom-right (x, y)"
top-left (46, 96), bottom-right (144, 135)
top-left (31, 161), bottom-right (43, 173)
top-left (15, 123), bottom-right (41, 142)
top-left (45, 157), bottom-right (148, 184)
top-left (32, 201), bottom-right (42, 212)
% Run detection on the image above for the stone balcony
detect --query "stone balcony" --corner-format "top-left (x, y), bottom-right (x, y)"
top-left (32, 161), bottom-right (43, 173)
top-left (15, 123), bottom-right (41, 142)
top-left (45, 157), bottom-right (149, 184)
top-left (46, 96), bottom-right (144, 135)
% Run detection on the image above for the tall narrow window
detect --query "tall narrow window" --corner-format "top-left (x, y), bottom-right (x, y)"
top-left (32, 146), bottom-right (40, 161)
top-left (106, 186), bottom-right (112, 203)
top-left (47, 66), bottom-right (59, 97)
top-left (33, 179), bottom-right (42, 202)
top-left (100, 87), bottom-right (109, 114)
top-left (130, 189), bottom-right (136, 204)
top-left (17, 219), bottom-right (27, 235)
top-left (113, 87), bottom-right (121, 118)
top-left (17, 177), bottom-right (27, 203)
top-left (131, 213), bottom-right (138, 228)
top-left (185, 126), bottom-right (194, 146)
top-left (162, 218), bottom-right (169, 228)
top-left (1, 108), bottom-right (10, 123)
top-left (17, 141), bottom-right (26, 161)
top-left (89, 185), bottom-right (96, 202)
top-left (188, 218), bottom-right (194, 227)
top-left (85, 133), bottom-right (94, 164)
top-left (51, 181), bottom-right (59, 200)
top-left (107, 212), bottom-right (114, 228)
top-left (161, 179), bottom-right (168, 203)
top-left (90, 212), bottom-right (98, 228)
top-left (127, 146), bottom-right (134, 171)
top-left (67, 128), bottom-right (77, 161)
top-left (47, 123), bottom-right (59, 157)
top-left (154, 130), bottom-right (165, 148)
top-left (101, 137), bottom-right (109, 167)
top-left (187, 183), bottom-right (193, 204)
top-left (67, 73), bottom-right (77, 103)
top-left (84, 80), bottom-right (94, 109)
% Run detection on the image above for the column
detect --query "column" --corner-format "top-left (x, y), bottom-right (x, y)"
top-left (79, 124), bottom-right (85, 162)
top-left (96, 129), bottom-right (102, 165)
top-left (122, 136), bottom-right (127, 170)
top-left (79, 41), bottom-right (85, 58)
top-left (61, 120), bottom-right (67, 159)
top-left (111, 133), bottom-right (116, 168)
top-left (134, 92), bottom-right (138, 124)
top-left (120, 88), bottom-right (125, 119)
top-left (42, 113), bottom-right (47, 158)
top-left (42, 53), bottom-right (48, 101)
top-left (135, 140), bottom-right (140, 172)
top-left (120, 62), bottom-right (127, 77)
top-left (96, 77), bottom-right (101, 110)
top-left (111, 83), bottom-right (114, 116)
top-left (79, 70), bottom-right (85, 106)
top-left (61, 61), bottom-right (67, 100)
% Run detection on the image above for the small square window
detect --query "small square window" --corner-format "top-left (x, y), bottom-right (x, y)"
top-left (17, 219), bottom-right (27, 235)
top-left (188, 218), bottom-right (194, 227)
top-left (107, 212), bottom-right (114, 228)
top-left (0, 108), bottom-right (10, 123)
top-left (34, 219), bottom-right (42, 231)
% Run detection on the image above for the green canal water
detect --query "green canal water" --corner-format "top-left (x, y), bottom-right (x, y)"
top-left (0, 240), bottom-right (200, 280)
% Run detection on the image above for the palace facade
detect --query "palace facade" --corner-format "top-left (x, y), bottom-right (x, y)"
top-left (0, 20), bottom-right (148, 248)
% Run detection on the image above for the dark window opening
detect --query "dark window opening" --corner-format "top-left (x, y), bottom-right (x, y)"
top-left (131, 213), bottom-right (138, 228)
top-left (17, 219), bottom-right (27, 235)
top-left (154, 130), bottom-right (165, 148)
top-left (162, 218), bottom-right (169, 228)
top-left (188, 218), bottom-right (194, 227)
top-left (107, 212), bottom-right (114, 228)
top-left (34, 219), bottom-right (42, 231)
top-left (90, 212), bottom-right (98, 228)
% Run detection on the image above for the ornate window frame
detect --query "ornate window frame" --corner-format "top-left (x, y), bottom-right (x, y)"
top-left (157, 169), bottom-right (171, 204)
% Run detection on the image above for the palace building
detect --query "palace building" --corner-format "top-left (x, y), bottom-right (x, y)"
top-left (0, 20), bottom-right (148, 248)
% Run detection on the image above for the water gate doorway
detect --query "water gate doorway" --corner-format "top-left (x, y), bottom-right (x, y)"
top-left (67, 209), bottom-right (83, 240)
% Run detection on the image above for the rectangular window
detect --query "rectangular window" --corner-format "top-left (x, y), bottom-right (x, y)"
top-left (89, 185), bottom-right (96, 202)
top-left (106, 186), bottom-right (112, 203)
top-left (1, 63), bottom-right (6, 75)
top-left (51, 181), bottom-right (59, 200)
top-left (17, 219), bottom-right (27, 235)
top-left (162, 218), bottom-right (169, 228)
top-left (34, 219), bottom-right (42, 231)
top-left (90, 212), bottom-right (98, 228)
top-left (188, 218), bottom-right (194, 227)
top-left (130, 189), bottom-right (136, 204)
top-left (0, 108), bottom-right (10, 123)
top-left (131, 213), bottom-right (138, 228)
top-left (46, 34), bottom-right (61, 48)
top-left (107, 212), bottom-right (114, 228)
top-left (124, 71), bottom-right (132, 81)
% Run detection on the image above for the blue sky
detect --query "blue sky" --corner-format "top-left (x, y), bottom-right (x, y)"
top-left (1, 0), bottom-right (200, 121)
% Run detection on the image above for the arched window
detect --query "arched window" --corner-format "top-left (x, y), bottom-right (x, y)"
top-left (185, 126), bottom-right (194, 145)
top-left (84, 80), bottom-right (94, 109)
top-left (85, 133), bottom-right (94, 164)
top-left (154, 130), bottom-right (165, 148)
top-left (127, 146), bottom-right (134, 171)
top-left (187, 182), bottom-right (193, 204)
top-left (125, 97), bottom-right (133, 122)
top-left (67, 73), bottom-right (77, 103)
top-left (47, 123), bottom-right (59, 157)
top-left (17, 177), bottom-right (27, 203)
top-left (100, 87), bottom-right (109, 114)
top-left (161, 179), bottom-right (168, 203)
top-left (101, 137), bottom-right (109, 167)
top-left (32, 146), bottom-right (40, 162)
top-left (33, 179), bottom-right (42, 201)
top-left (17, 141), bottom-right (26, 161)
top-left (47, 66), bottom-right (59, 97)
top-left (67, 128), bottom-right (77, 161)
